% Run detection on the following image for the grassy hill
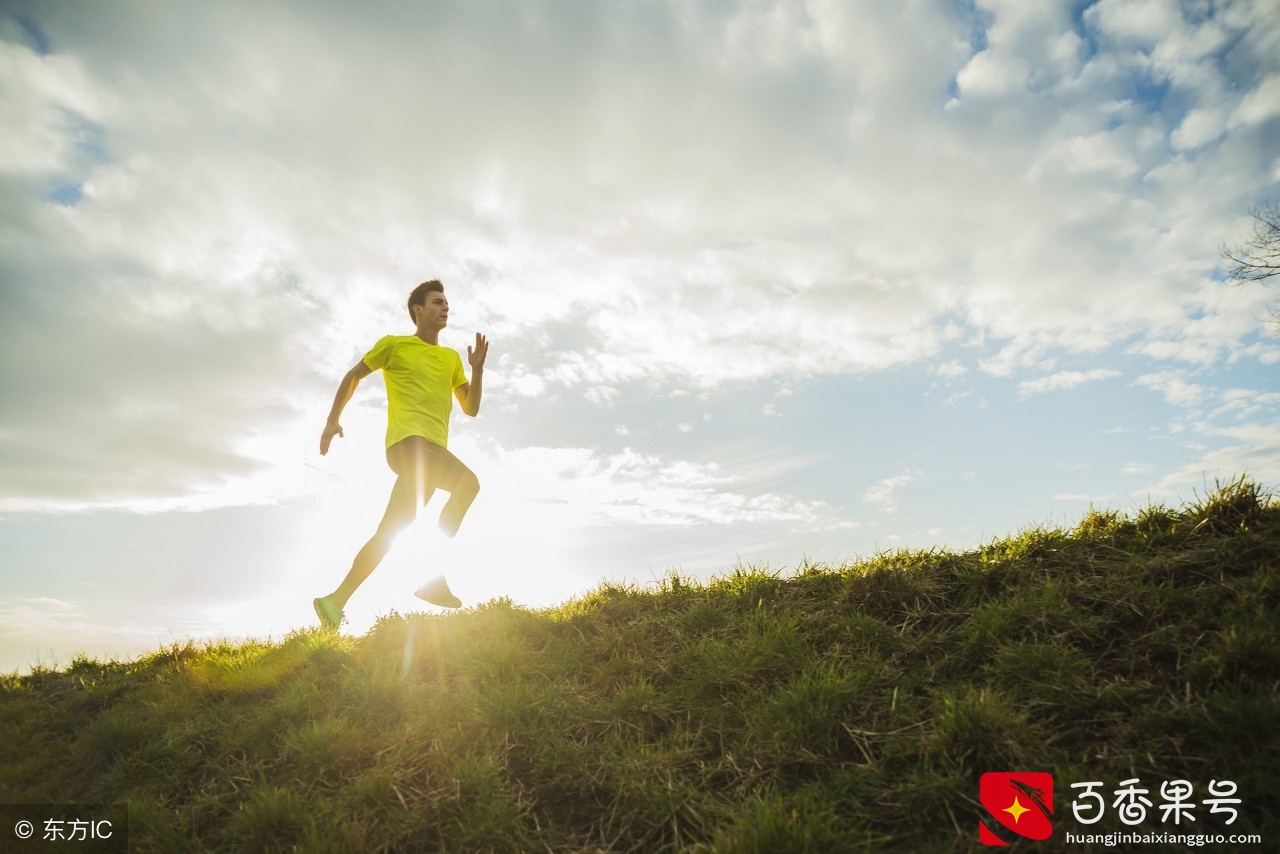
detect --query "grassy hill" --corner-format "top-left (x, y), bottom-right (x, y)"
top-left (2, 478), bottom-right (1277, 852)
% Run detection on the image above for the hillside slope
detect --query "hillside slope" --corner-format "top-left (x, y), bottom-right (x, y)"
top-left (3, 479), bottom-right (1278, 851)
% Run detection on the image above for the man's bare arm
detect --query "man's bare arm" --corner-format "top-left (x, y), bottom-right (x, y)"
top-left (454, 370), bottom-right (483, 417)
top-left (455, 332), bottom-right (488, 417)
top-left (321, 360), bottom-right (373, 455)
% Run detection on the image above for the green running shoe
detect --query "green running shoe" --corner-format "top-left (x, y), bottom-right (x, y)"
top-left (313, 596), bottom-right (344, 630)
top-left (414, 575), bottom-right (462, 609)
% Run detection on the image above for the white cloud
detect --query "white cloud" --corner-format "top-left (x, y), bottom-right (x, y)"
top-left (1146, 422), bottom-right (1280, 500)
top-left (1, 0), bottom-right (1277, 513)
top-left (1171, 107), bottom-right (1226, 151)
top-left (507, 372), bottom-right (548, 398)
top-left (1034, 130), bottom-right (1142, 178)
top-left (465, 439), bottom-right (841, 531)
top-left (1213, 388), bottom-right (1280, 420)
top-left (583, 386), bottom-right (621, 407)
top-left (863, 472), bottom-right (918, 514)
top-left (0, 595), bottom-right (215, 673)
top-left (1, 0), bottom-right (1278, 680)
top-left (1053, 493), bottom-right (1116, 503)
top-left (1085, 0), bottom-right (1184, 48)
top-left (1131, 375), bottom-right (1280, 435)
top-left (1230, 73), bottom-right (1280, 128)
top-left (1133, 371), bottom-right (1210, 408)
top-left (0, 39), bottom-right (108, 175)
top-left (955, 49), bottom-right (1029, 97)
top-left (1238, 342), bottom-right (1280, 366)
top-left (1018, 368), bottom-right (1122, 398)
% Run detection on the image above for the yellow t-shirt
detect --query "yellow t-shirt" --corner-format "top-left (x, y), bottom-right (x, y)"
top-left (362, 335), bottom-right (468, 449)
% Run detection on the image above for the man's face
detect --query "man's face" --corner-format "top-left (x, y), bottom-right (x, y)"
top-left (417, 292), bottom-right (449, 328)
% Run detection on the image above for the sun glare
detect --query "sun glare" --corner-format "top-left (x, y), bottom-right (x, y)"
top-left (248, 423), bottom-right (592, 638)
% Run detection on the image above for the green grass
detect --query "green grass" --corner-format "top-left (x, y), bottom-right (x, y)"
top-left (2, 477), bottom-right (1278, 851)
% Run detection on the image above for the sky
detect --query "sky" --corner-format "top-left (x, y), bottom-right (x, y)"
top-left (2, 0), bottom-right (1278, 674)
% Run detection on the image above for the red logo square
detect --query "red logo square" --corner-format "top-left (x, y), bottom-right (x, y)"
top-left (979, 772), bottom-right (1054, 846)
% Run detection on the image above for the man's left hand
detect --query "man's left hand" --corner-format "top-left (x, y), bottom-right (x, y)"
top-left (468, 332), bottom-right (489, 370)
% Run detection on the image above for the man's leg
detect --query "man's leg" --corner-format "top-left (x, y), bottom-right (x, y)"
top-left (327, 473), bottom-right (432, 612)
top-left (434, 453), bottom-right (480, 538)
top-left (410, 445), bottom-right (478, 609)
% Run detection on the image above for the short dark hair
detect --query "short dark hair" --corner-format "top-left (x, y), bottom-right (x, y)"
top-left (408, 280), bottom-right (444, 322)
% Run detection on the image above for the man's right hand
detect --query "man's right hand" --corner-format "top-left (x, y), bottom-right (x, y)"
top-left (320, 421), bottom-right (344, 455)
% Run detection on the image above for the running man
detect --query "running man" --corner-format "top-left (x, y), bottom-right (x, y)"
top-left (313, 279), bottom-right (488, 629)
